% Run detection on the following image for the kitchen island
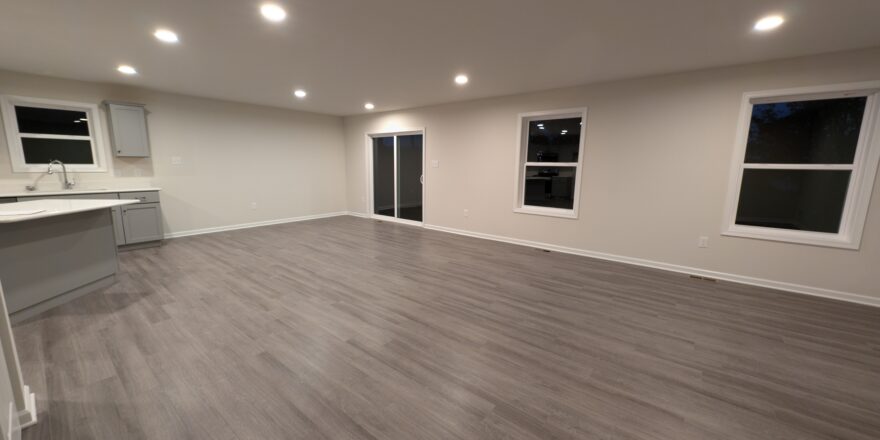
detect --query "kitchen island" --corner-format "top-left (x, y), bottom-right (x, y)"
top-left (0, 198), bottom-right (138, 323)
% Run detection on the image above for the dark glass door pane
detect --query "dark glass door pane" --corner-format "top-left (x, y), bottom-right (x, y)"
top-left (15, 106), bottom-right (90, 136)
top-left (526, 117), bottom-right (582, 162)
top-left (735, 169), bottom-right (851, 233)
top-left (372, 137), bottom-right (395, 217)
top-left (745, 97), bottom-right (866, 164)
top-left (397, 134), bottom-right (423, 222)
top-left (22, 138), bottom-right (94, 164)
top-left (523, 166), bottom-right (576, 209)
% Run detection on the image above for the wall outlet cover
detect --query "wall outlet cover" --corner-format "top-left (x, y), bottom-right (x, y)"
top-left (698, 236), bottom-right (709, 248)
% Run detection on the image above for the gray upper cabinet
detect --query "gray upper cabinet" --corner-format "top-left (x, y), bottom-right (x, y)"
top-left (106, 102), bottom-right (151, 157)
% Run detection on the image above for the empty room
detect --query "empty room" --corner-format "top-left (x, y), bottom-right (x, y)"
top-left (0, 0), bottom-right (878, 439)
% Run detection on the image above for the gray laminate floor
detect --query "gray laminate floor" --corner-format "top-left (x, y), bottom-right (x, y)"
top-left (14, 216), bottom-right (880, 440)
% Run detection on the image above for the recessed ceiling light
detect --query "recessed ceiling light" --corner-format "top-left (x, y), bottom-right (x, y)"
top-left (260, 3), bottom-right (287, 22)
top-left (454, 74), bottom-right (469, 85)
top-left (117, 65), bottom-right (137, 75)
top-left (364, 103), bottom-right (375, 110)
top-left (154, 29), bottom-right (179, 43)
top-left (754, 15), bottom-right (784, 31)
top-left (293, 89), bottom-right (307, 98)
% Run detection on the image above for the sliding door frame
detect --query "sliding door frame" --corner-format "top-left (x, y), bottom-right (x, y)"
top-left (364, 128), bottom-right (426, 226)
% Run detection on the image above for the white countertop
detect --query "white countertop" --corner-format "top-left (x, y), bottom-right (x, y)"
top-left (0, 187), bottom-right (161, 198)
top-left (0, 199), bottom-right (139, 223)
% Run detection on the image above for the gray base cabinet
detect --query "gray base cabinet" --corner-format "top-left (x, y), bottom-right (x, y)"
top-left (121, 203), bottom-right (163, 244)
top-left (14, 190), bottom-right (163, 247)
top-left (111, 207), bottom-right (126, 245)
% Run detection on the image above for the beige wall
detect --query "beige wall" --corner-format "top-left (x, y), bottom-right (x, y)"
top-left (0, 70), bottom-right (347, 235)
top-left (343, 47), bottom-right (880, 301)
top-left (2, 48), bottom-right (878, 303)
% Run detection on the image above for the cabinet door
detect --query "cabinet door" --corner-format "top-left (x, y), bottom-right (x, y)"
top-left (121, 203), bottom-right (163, 244)
top-left (108, 104), bottom-right (150, 157)
top-left (111, 206), bottom-right (126, 245)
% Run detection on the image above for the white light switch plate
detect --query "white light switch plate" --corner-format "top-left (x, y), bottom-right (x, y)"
top-left (171, 156), bottom-right (183, 165)
top-left (431, 160), bottom-right (439, 168)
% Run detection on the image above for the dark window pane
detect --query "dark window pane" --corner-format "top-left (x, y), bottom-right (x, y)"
top-left (735, 169), bottom-right (851, 233)
top-left (397, 134), bottom-right (423, 222)
top-left (372, 137), bottom-right (394, 217)
top-left (22, 137), bottom-right (94, 164)
top-left (745, 97), bottom-right (866, 164)
top-left (526, 117), bottom-right (581, 162)
top-left (524, 166), bottom-right (576, 209)
top-left (15, 106), bottom-right (90, 136)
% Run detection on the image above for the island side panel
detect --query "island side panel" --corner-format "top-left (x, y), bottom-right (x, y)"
top-left (0, 209), bottom-right (118, 320)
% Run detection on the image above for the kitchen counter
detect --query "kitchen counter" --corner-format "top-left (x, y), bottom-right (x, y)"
top-left (0, 198), bottom-right (136, 322)
top-left (0, 187), bottom-right (161, 198)
top-left (0, 199), bottom-right (138, 223)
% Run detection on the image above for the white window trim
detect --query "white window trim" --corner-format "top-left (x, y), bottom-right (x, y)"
top-left (0, 95), bottom-right (108, 173)
top-left (722, 81), bottom-right (880, 250)
top-left (513, 107), bottom-right (587, 219)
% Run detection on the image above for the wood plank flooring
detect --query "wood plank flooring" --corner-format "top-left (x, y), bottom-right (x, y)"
top-left (14, 216), bottom-right (880, 440)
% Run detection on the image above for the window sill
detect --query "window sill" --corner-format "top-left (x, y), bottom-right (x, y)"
top-left (13, 164), bottom-right (107, 173)
top-left (513, 206), bottom-right (578, 219)
top-left (722, 225), bottom-right (859, 250)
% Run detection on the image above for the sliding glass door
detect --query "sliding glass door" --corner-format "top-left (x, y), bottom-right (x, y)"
top-left (371, 133), bottom-right (423, 223)
top-left (372, 136), bottom-right (396, 217)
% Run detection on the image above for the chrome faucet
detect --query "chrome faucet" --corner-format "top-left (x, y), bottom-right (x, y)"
top-left (47, 160), bottom-right (75, 189)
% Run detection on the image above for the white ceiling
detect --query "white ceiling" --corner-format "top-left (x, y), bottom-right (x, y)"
top-left (1, 0), bottom-right (879, 116)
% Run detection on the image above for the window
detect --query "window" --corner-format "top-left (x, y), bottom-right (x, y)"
top-left (1, 95), bottom-right (108, 172)
top-left (723, 82), bottom-right (880, 249)
top-left (513, 108), bottom-right (587, 218)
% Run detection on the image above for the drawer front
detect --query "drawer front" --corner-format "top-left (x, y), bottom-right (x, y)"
top-left (119, 191), bottom-right (160, 204)
top-left (17, 193), bottom-right (120, 202)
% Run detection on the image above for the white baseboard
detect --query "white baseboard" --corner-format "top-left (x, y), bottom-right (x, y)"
top-left (162, 211), bottom-right (878, 308)
top-left (18, 385), bottom-right (36, 430)
top-left (164, 211), bottom-right (349, 239)
top-left (418, 223), bottom-right (880, 308)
